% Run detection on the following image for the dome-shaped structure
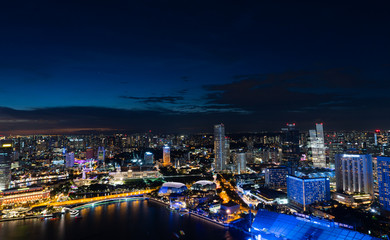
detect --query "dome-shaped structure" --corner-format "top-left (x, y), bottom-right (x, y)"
top-left (191, 180), bottom-right (216, 192)
top-left (158, 182), bottom-right (187, 195)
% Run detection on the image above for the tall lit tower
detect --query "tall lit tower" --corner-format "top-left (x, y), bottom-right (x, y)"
top-left (335, 154), bottom-right (374, 197)
top-left (163, 146), bottom-right (170, 166)
top-left (0, 140), bottom-right (13, 191)
top-left (377, 157), bottom-right (390, 212)
top-left (214, 123), bottom-right (226, 171)
top-left (309, 123), bottom-right (326, 168)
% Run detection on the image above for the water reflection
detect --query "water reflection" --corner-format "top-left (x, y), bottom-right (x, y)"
top-left (0, 199), bottom-right (245, 240)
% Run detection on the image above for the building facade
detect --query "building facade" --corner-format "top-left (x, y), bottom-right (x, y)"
top-left (163, 146), bottom-right (170, 166)
top-left (214, 124), bottom-right (226, 171)
top-left (287, 175), bottom-right (330, 211)
top-left (265, 166), bottom-right (289, 188)
top-left (309, 123), bottom-right (326, 168)
top-left (335, 154), bottom-right (374, 196)
top-left (377, 156), bottom-right (390, 212)
top-left (0, 141), bottom-right (13, 191)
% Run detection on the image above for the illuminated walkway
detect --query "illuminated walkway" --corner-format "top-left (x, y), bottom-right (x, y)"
top-left (32, 189), bottom-right (154, 208)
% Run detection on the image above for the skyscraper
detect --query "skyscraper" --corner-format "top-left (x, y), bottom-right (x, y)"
top-left (335, 154), bottom-right (374, 196)
top-left (377, 157), bottom-right (390, 212)
top-left (97, 147), bottom-right (105, 162)
top-left (309, 123), bottom-right (326, 168)
top-left (65, 152), bottom-right (75, 168)
top-left (144, 152), bottom-right (154, 166)
top-left (0, 140), bottom-right (13, 191)
top-left (287, 175), bottom-right (330, 211)
top-left (214, 124), bottom-right (226, 171)
top-left (281, 123), bottom-right (300, 173)
top-left (163, 146), bottom-right (170, 166)
top-left (233, 152), bottom-right (246, 174)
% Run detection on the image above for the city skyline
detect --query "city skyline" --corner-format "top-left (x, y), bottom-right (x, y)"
top-left (0, 1), bottom-right (390, 134)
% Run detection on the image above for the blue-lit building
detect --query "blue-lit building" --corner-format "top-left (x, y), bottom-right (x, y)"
top-left (287, 175), bottom-right (330, 211)
top-left (251, 209), bottom-right (378, 240)
top-left (377, 157), bottom-right (390, 212)
top-left (265, 166), bottom-right (288, 188)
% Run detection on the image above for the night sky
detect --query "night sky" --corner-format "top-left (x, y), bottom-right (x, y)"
top-left (0, 1), bottom-right (389, 134)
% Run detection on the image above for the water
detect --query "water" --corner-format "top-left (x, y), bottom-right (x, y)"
top-left (0, 199), bottom-right (247, 240)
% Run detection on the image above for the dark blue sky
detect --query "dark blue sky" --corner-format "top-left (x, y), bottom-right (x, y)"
top-left (0, 1), bottom-right (389, 134)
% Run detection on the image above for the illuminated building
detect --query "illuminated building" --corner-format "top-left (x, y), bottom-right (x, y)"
top-left (335, 154), bottom-right (374, 197)
top-left (191, 180), bottom-right (216, 192)
top-left (309, 123), bottom-right (326, 168)
top-left (252, 209), bottom-right (377, 240)
top-left (143, 152), bottom-right (154, 165)
top-left (265, 166), bottom-right (288, 188)
top-left (287, 175), bottom-right (330, 211)
top-left (158, 182), bottom-right (187, 195)
top-left (0, 186), bottom-right (50, 205)
top-left (86, 147), bottom-right (94, 160)
top-left (214, 123), bottom-right (226, 171)
top-left (97, 147), bottom-right (105, 162)
top-left (65, 152), bottom-right (75, 168)
top-left (0, 140), bottom-right (13, 191)
top-left (163, 146), bottom-right (170, 166)
top-left (233, 152), bottom-right (246, 174)
top-left (377, 156), bottom-right (390, 212)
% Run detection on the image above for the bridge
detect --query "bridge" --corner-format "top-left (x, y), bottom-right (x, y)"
top-left (32, 189), bottom-right (154, 208)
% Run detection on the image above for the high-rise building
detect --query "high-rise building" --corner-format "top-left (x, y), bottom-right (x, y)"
top-left (233, 152), bottom-right (246, 174)
top-left (97, 147), bottom-right (105, 162)
top-left (377, 157), bottom-right (390, 212)
top-left (214, 124), bottom-right (226, 171)
top-left (144, 152), bottom-right (154, 166)
top-left (287, 175), bottom-right (330, 211)
top-left (163, 146), bottom-right (170, 166)
top-left (65, 152), bottom-right (75, 168)
top-left (0, 141), bottom-right (13, 191)
top-left (86, 147), bottom-right (94, 160)
top-left (281, 123), bottom-right (300, 172)
top-left (265, 166), bottom-right (289, 188)
top-left (309, 123), bottom-right (326, 168)
top-left (335, 154), bottom-right (374, 196)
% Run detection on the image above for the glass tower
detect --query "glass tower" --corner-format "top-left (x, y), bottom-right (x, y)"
top-left (214, 124), bottom-right (226, 171)
top-left (377, 157), bottom-right (390, 211)
top-left (0, 140), bottom-right (13, 191)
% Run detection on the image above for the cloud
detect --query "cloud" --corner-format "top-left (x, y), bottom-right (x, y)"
top-left (120, 95), bottom-right (184, 104)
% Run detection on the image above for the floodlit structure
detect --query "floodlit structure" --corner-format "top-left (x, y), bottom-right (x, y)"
top-left (287, 175), bottom-right (330, 211)
top-left (335, 154), bottom-right (374, 197)
top-left (0, 141), bottom-right (13, 191)
top-left (163, 146), bottom-right (170, 166)
top-left (252, 209), bottom-right (377, 240)
top-left (309, 123), bottom-right (326, 168)
top-left (191, 180), bottom-right (216, 192)
top-left (158, 182), bottom-right (187, 195)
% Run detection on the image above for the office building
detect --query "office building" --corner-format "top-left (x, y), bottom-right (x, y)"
top-left (265, 166), bottom-right (289, 188)
top-left (233, 152), bottom-right (246, 174)
top-left (144, 152), bottom-right (154, 165)
top-left (281, 123), bottom-right (300, 171)
top-left (214, 123), bottom-right (227, 171)
top-left (163, 146), bottom-right (170, 166)
top-left (377, 157), bottom-right (390, 212)
top-left (287, 175), bottom-right (330, 211)
top-left (0, 141), bottom-right (13, 191)
top-left (309, 123), bottom-right (326, 168)
top-left (86, 147), bottom-right (94, 160)
top-left (65, 152), bottom-right (75, 168)
top-left (97, 147), bottom-right (105, 162)
top-left (335, 154), bottom-right (374, 196)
